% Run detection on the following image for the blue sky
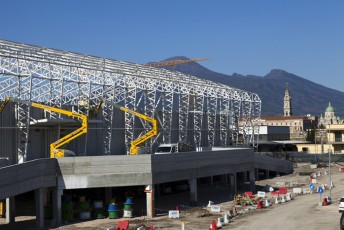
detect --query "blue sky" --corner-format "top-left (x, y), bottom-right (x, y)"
top-left (1, 1), bottom-right (344, 91)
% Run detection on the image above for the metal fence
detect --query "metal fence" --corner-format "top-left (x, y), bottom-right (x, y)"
top-left (256, 151), bottom-right (344, 163)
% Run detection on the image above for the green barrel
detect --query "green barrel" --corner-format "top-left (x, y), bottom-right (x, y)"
top-left (123, 203), bottom-right (132, 210)
top-left (123, 197), bottom-right (133, 210)
top-left (93, 209), bottom-right (104, 219)
top-left (79, 201), bottom-right (90, 211)
top-left (44, 206), bottom-right (53, 219)
top-left (62, 202), bottom-right (73, 222)
top-left (108, 210), bottom-right (120, 219)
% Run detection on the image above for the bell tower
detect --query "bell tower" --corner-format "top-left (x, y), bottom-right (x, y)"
top-left (284, 83), bottom-right (292, 116)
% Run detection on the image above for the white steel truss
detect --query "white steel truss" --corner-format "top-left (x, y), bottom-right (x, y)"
top-left (0, 39), bottom-right (261, 161)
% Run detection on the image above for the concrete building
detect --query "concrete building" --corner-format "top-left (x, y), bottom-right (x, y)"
top-left (319, 102), bottom-right (343, 127)
top-left (259, 115), bottom-right (317, 141)
top-left (257, 84), bottom-right (317, 141)
top-left (296, 103), bottom-right (344, 154)
top-left (258, 126), bottom-right (290, 142)
top-left (296, 124), bottom-right (344, 154)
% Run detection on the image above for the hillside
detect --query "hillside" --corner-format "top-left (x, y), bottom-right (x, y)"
top-left (159, 57), bottom-right (344, 117)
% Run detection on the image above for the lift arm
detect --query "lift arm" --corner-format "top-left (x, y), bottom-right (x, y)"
top-left (89, 99), bottom-right (103, 118)
top-left (113, 104), bottom-right (158, 155)
top-left (30, 102), bottom-right (88, 158)
top-left (0, 98), bottom-right (88, 158)
top-left (0, 97), bottom-right (10, 112)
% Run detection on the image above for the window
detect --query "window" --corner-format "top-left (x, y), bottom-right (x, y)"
top-left (335, 132), bottom-right (342, 142)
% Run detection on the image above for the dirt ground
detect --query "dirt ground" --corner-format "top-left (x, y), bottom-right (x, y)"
top-left (1, 162), bottom-right (344, 229)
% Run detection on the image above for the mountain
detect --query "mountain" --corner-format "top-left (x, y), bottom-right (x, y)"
top-left (159, 56), bottom-right (344, 117)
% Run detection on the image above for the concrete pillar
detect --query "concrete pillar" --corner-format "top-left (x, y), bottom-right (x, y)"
top-left (229, 173), bottom-right (237, 200)
top-left (249, 169), bottom-right (256, 192)
top-left (35, 188), bottom-right (45, 229)
top-left (255, 168), bottom-right (259, 181)
top-left (265, 170), bottom-right (270, 179)
top-left (189, 179), bottom-right (198, 206)
top-left (6, 197), bottom-right (15, 224)
top-left (52, 188), bottom-right (63, 226)
top-left (44, 188), bottom-right (51, 207)
top-left (104, 187), bottom-right (112, 205)
top-left (145, 185), bottom-right (155, 218)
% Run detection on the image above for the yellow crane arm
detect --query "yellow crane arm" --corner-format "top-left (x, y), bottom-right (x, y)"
top-left (113, 104), bottom-right (158, 155)
top-left (146, 58), bottom-right (209, 68)
top-left (0, 97), bottom-right (10, 112)
top-left (94, 99), bottom-right (103, 115)
top-left (0, 98), bottom-right (87, 158)
top-left (29, 102), bottom-right (88, 158)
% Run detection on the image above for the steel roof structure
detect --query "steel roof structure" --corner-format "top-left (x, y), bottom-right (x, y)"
top-left (0, 39), bottom-right (261, 163)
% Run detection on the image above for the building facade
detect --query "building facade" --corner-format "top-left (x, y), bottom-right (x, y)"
top-left (258, 84), bottom-right (317, 141)
top-left (296, 103), bottom-right (344, 154)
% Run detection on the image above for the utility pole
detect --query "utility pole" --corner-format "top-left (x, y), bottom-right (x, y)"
top-left (328, 123), bottom-right (332, 199)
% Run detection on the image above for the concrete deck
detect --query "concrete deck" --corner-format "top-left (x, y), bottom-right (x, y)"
top-left (0, 148), bottom-right (293, 199)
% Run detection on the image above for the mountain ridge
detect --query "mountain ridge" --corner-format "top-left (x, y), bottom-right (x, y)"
top-left (158, 56), bottom-right (344, 117)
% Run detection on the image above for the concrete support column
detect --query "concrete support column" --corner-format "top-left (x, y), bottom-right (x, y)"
top-left (35, 188), bottom-right (45, 229)
top-left (145, 185), bottom-right (155, 218)
top-left (249, 169), bottom-right (256, 192)
top-left (265, 170), bottom-right (270, 179)
top-left (229, 173), bottom-right (237, 200)
top-left (104, 187), bottom-right (112, 205)
top-left (52, 188), bottom-right (63, 226)
top-left (189, 179), bottom-right (198, 206)
top-left (6, 197), bottom-right (15, 224)
top-left (44, 188), bottom-right (51, 207)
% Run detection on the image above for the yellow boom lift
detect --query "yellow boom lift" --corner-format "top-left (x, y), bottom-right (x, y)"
top-left (0, 97), bottom-right (87, 158)
top-left (113, 104), bottom-right (158, 155)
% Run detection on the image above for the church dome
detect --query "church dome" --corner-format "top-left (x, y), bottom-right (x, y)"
top-left (325, 102), bottom-right (334, 113)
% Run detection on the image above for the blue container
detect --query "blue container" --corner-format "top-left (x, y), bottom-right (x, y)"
top-left (108, 204), bottom-right (117, 211)
top-left (124, 197), bottom-right (133, 204)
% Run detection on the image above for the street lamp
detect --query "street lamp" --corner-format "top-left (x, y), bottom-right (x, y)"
top-left (328, 123), bottom-right (332, 199)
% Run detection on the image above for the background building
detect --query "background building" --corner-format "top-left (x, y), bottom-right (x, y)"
top-left (296, 103), bottom-right (344, 154)
top-left (256, 85), bottom-right (317, 141)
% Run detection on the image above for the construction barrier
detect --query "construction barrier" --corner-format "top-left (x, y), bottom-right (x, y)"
top-left (302, 188), bottom-right (312, 194)
top-left (224, 214), bottom-right (230, 224)
top-left (286, 193), bottom-right (292, 201)
top-left (264, 199), bottom-right (270, 207)
top-left (216, 217), bottom-right (223, 228)
top-left (116, 220), bottom-right (129, 230)
top-left (209, 220), bottom-right (217, 230)
top-left (293, 188), bottom-right (302, 194)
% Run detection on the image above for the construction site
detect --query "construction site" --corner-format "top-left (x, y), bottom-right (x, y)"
top-left (0, 39), bottom-right (296, 229)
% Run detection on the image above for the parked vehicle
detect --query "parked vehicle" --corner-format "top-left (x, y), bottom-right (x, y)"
top-left (339, 197), bottom-right (344, 213)
top-left (154, 142), bottom-right (194, 154)
top-left (340, 212), bottom-right (344, 230)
